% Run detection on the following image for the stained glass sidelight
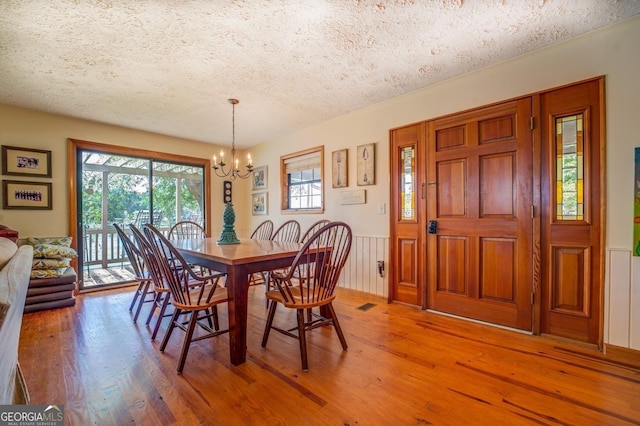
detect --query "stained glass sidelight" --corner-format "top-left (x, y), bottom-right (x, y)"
top-left (400, 145), bottom-right (415, 221)
top-left (555, 114), bottom-right (584, 220)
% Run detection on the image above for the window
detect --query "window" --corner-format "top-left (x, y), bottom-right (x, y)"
top-left (555, 114), bottom-right (584, 221)
top-left (400, 145), bottom-right (416, 221)
top-left (281, 146), bottom-right (324, 212)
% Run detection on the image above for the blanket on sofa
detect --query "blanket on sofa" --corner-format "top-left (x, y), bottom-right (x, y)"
top-left (0, 243), bottom-right (34, 404)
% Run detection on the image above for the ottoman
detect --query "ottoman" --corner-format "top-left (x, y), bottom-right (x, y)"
top-left (24, 267), bottom-right (77, 313)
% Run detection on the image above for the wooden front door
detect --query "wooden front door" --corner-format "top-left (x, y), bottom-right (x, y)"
top-left (539, 79), bottom-right (604, 345)
top-left (425, 99), bottom-right (534, 330)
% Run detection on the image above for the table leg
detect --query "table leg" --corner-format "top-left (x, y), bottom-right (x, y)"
top-left (226, 266), bottom-right (249, 365)
top-left (320, 305), bottom-right (333, 319)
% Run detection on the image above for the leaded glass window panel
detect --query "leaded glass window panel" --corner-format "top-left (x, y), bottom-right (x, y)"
top-left (555, 114), bottom-right (584, 220)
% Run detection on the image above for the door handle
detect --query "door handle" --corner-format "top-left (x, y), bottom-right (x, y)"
top-left (428, 220), bottom-right (438, 234)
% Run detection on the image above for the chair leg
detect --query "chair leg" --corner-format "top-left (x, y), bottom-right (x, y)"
top-left (132, 281), bottom-right (152, 323)
top-left (151, 294), bottom-right (171, 341)
top-left (211, 306), bottom-right (219, 331)
top-left (297, 309), bottom-right (309, 371)
top-left (145, 291), bottom-right (161, 326)
top-left (129, 281), bottom-right (141, 312)
top-left (261, 301), bottom-right (278, 347)
top-left (176, 310), bottom-right (200, 374)
top-left (160, 308), bottom-right (181, 352)
top-left (327, 304), bottom-right (348, 350)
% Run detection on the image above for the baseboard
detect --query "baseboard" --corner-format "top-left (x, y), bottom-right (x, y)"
top-left (604, 343), bottom-right (640, 369)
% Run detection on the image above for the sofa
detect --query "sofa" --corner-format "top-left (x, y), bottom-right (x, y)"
top-left (0, 238), bottom-right (33, 404)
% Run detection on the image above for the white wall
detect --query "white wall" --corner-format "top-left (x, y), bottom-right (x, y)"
top-left (249, 16), bottom-right (640, 350)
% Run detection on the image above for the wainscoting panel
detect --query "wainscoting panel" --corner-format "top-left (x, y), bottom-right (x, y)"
top-left (339, 244), bottom-right (639, 352)
top-left (606, 248), bottom-right (640, 350)
top-left (631, 254), bottom-right (640, 350)
top-left (339, 235), bottom-right (389, 298)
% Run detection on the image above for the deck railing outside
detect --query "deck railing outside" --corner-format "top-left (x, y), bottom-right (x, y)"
top-left (84, 226), bottom-right (171, 269)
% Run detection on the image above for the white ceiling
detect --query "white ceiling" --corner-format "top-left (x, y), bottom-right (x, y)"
top-left (2, 1), bottom-right (640, 148)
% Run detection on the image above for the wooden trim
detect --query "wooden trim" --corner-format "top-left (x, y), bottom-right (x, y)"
top-left (67, 139), bottom-right (79, 280)
top-left (279, 145), bottom-right (324, 213)
top-left (597, 77), bottom-right (607, 351)
top-left (604, 343), bottom-right (640, 368)
top-left (387, 75), bottom-right (608, 135)
top-left (531, 94), bottom-right (542, 336)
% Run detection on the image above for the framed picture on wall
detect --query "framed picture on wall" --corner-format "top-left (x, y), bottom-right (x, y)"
top-left (252, 191), bottom-right (268, 215)
top-left (252, 166), bottom-right (267, 191)
top-left (2, 146), bottom-right (52, 178)
top-left (332, 149), bottom-right (348, 188)
top-left (223, 180), bottom-right (232, 203)
top-left (2, 180), bottom-right (52, 210)
top-left (357, 143), bottom-right (375, 186)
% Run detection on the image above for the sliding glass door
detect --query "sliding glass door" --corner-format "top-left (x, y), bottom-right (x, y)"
top-left (76, 148), bottom-right (206, 291)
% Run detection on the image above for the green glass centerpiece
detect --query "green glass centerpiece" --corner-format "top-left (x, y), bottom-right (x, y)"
top-left (217, 202), bottom-right (240, 245)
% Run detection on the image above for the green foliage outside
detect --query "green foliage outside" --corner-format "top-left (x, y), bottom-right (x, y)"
top-left (82, 171), bottom-right (202, 228)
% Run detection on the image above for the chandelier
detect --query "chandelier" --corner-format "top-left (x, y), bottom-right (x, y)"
top-left (212, 98), bottom-right (254, 180)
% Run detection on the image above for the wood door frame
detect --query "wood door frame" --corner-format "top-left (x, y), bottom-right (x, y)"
top-left (532, 95), bottom-right (542, 336)
top-left (388, 76), bottom-right (605, 345)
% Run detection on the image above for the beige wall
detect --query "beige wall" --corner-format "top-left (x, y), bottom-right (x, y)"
top-left (0, 106), bottom-right (252, 238)
top-left (252, 16), bottom-right (640, 243)
top-left (249, 16), bottom-right (640, 350)
top-left (1, 15), bottom-right (639, 350)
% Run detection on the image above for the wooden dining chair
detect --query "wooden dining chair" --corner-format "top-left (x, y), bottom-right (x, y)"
top-left (250, 219), bottom-right (274, 240)
top-left (113, 223), bottom-right (153, 323)
top-left (169, 220), bottom-right (219, 276)
top-left (248, 220), bottom-right (275, 288)
top-left (259, 219), bottom-right (302, 304)
top-left (261, 221), bottom-right (352, 371)
top-left (271, 219), bottom-right (301, 243)
top-left (143, 224), bottom-right (229, 374)
top-left (300, 219), bottom-right (331, 244)
top-left (129, 224), bottom-right (173, 341)
top-left (169, 221), bottom-right (206, 240)
top-left (295, 219), bottom-right (332, 319)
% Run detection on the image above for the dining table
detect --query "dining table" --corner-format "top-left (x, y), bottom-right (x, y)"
top-left (173, 237), bottom-right (303, 366)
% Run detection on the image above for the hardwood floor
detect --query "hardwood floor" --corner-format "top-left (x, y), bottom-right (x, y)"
top-left (19, 286), bottom-right (640, 425)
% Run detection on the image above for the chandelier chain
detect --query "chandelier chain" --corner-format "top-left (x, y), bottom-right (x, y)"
top-left (212, 98), bottom-right (253, 180)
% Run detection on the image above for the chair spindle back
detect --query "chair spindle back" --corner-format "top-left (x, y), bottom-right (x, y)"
top-left (250, 220), bottom-right (274, 240)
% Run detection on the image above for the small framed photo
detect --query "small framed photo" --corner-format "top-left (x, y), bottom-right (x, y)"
top-left (2, 146), bottom-right (52, 178)
top-left (252, 191), bottom-right (268, 215)
top-left (357, 143), bottom-right (375, 186)
top-left (2, 180), bottom-right (52, 210)
top-left (223, 180), bottom-right (232, 203)
top-left (251, 166), bottom-right (267, 191)
top-left (332, 149), bottom-right (348, 188)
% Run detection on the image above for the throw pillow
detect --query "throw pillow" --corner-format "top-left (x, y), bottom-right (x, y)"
top-left (26, 236), bottom-right (72, 247)
top-left (30, 268), bottom-right (67, 279)
top-left (32, 258), bottom-right (72, 270)
top-left (32, 244), bottom-right (78, 259)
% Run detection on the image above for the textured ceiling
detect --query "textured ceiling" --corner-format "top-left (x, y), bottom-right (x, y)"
top-left (1, 1), bottom-right (640, 148)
